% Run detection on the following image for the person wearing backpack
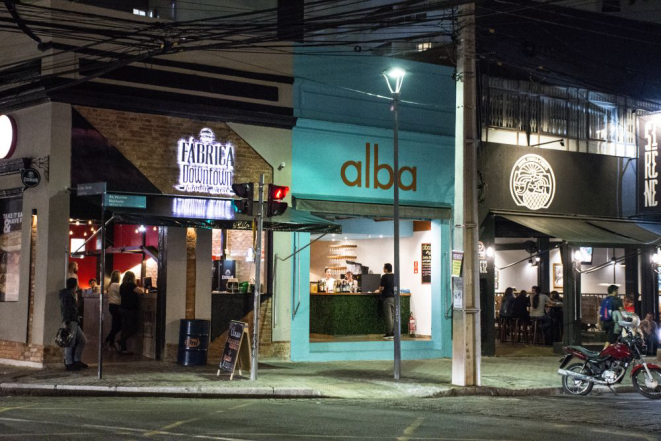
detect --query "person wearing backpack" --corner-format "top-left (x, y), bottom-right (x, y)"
top-left (600, 284), bottom-right (624, 348)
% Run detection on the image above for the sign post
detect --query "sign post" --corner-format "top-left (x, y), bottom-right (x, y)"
top-left (77, 182), bottom-right (108, 380)
top-left (251, 174), bottom-right (265, 381)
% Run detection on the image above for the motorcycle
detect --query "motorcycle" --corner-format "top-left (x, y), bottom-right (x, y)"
top-left (557, 312), bottom-right (661, 399)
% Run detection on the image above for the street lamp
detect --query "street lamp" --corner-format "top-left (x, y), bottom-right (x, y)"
top-left (383, 67), bottom-right (405, 381)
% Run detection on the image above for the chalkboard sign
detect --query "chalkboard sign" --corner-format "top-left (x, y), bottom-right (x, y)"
top-left (217, 321), bottom-right (251, 380)
top-left (421, 243), bottom-right (432, 284)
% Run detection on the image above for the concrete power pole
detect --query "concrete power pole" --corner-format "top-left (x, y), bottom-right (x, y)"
top-left (452, 2), bottom-right (481, 387)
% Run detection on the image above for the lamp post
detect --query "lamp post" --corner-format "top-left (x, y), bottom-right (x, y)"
top-left (383, 67), bottom-right (405, 381)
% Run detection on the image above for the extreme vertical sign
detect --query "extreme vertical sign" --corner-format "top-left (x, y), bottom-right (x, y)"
top-left (639, 115), bottom-right (661, 214)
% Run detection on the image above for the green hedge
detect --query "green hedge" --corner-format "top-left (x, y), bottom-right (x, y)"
top-left (310, 295), bottom-right (410, 335)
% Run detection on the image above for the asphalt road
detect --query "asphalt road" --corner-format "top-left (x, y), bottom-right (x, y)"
top-left (0, 394), bottom-right (659, 440)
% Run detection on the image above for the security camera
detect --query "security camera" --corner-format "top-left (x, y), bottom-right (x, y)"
top-left (278, 162), bottom-right (286, 171)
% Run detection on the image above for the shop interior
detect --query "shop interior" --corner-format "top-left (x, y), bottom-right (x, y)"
top-left (309, 218), bottom-right (433, 343)
top-left (493, 238), bottom-right (638, 352)
top-left (70, 219), bottom-right (268, 362)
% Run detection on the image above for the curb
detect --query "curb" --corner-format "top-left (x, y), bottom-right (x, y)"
top-left (0, 383), bottom-right (323, 399)
top-left (431, 384), bottom-right (636, 398)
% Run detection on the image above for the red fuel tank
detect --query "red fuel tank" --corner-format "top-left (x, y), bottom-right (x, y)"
top-left (600, 343), bottom-right (631, 359)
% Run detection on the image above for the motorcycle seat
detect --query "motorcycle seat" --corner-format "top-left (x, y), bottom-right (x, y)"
top-left (567, 345), bottom-right (602, 359)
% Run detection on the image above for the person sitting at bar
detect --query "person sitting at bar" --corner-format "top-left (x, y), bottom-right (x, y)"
top-left (548, 291), bottom-right (563, 342)
top-left (323, 268), bottom-right (336, 293)
top-left (512, 290), bottom-right (530, 322)
top-left (529, 286), bottom-right (554, 345)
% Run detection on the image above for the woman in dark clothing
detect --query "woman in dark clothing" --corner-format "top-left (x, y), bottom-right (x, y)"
top-left (499, 287), bottom-right (515, 318)
top-left (512, 290), bottom-right (530, 322)
top-left (117, 271), bottom-right (144, 354)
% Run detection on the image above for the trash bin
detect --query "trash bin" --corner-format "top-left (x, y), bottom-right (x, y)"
top-left (177, 319), bottom-right (210, 366)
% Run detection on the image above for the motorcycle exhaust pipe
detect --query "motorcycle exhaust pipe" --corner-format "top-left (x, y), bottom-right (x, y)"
top-left (557, 368), bottom-right (607, 385)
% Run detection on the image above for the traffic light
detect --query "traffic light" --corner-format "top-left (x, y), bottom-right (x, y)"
top-left (267, 184), bottom-right (289, 217)
top-left (231, 182), bottom-right (254, 216)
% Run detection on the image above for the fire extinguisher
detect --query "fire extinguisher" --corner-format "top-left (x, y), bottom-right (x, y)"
top-left (408, 312), bottom-right (416, 337)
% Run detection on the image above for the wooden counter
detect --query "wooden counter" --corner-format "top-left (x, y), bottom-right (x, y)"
top-left (310, 292), bottom-right (411, 336)
top-left (311, 291), bottom-right (412, 296)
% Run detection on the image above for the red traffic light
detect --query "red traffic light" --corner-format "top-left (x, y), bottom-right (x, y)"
top-left (268, 184), bottom-right (289, 201)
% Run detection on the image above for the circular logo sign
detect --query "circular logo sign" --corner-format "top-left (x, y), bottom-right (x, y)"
top-left (21, 168), bottom-right (41, 188)
top-left (0, 115), bottom-right (17, 159)
top-left (509, 154), bottom-right (555, 211)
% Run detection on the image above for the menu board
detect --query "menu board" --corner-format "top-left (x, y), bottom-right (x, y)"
top-left (0, 197), bottom-right (22, 302)
top-left (217, 320), bottom-right (251, 380)
top-left (421, 243), bottom-right (432, 284)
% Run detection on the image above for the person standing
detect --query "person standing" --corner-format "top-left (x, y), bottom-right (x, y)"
top-left (103, 270), bottom-right (122, 351)
top-left (59, 277), bottom-right (88, 371)
top-left (66, 261), bottom-right (84, 329)
top-left (375, 263), bottom-right (395, 340)
top-left (117, 271), bottom-right (144, 355)
top-left (323, 268), bottom-right (336, 293)
top-left (641, 313), bottom-right (659, 356)
top-left (600, 285), bottom-right (624, 348)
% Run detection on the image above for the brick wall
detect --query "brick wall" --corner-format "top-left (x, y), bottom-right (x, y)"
top-left (74, 107), bottom-right (273, 196)
top-left (0, 341), bottom-right (61, 365)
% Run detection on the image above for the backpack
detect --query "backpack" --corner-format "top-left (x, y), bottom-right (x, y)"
top-left (500, 296), bottom-right (514, 317)
top-left (600, 296), bottom-right (614, 322)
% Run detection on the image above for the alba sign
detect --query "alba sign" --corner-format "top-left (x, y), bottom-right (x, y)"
top-left (340, 143), bottom-right (417, 191)
top-left (175, 128), bottom-right (235, 196)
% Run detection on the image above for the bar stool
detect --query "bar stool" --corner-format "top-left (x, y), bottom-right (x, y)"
top-left (499, 317), bottom-right (513, 342)
top-left (512, 318), bottom-right (529, 344)
top-left (531, 319), bottom-right (544, 345)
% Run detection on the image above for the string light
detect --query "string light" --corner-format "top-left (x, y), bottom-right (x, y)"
top-left (69, 230), bottom-right (73, 235)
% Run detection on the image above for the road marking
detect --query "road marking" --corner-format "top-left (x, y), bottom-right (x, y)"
top-left (227, 403), bottom-right (254, 411)
top-left (591, 429), bottom-right (657, 441)
top-left (398, 417), bottom-right (425, 441)
top-left (0, 406), bottom-right (30, 414)
top-left (144, 418), bottom-right (202, 437)
top-left (0, 433), bottom-right (94, 437)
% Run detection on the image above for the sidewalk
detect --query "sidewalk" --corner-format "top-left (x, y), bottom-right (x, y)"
top-left (0, 355), bottom-right (637, 399)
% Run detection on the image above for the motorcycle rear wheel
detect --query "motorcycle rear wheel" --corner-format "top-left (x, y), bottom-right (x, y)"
top-left (632, 367), bottom-right (661, 399)
top-left (561, 363), bottom-right (594, 396)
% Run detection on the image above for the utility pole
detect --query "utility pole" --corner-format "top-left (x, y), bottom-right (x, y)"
top-left (452, 2), bottom-right (481, 387)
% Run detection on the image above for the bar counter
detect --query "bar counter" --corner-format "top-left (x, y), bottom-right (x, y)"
top-left (310, 291), bottom-right (411, 336)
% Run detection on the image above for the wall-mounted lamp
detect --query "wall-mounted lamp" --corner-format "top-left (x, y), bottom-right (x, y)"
top-left (486, 246), bottom-right (495, 258)
top-left (529, 139), bottom-right (565, 148)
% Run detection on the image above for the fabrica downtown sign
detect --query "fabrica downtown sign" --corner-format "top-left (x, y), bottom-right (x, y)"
top-left (175, 128), bottom-right (234, 195)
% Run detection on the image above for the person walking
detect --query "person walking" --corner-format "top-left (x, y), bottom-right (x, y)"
top-left (59, 277), bottom-right (88, 371)
top-left (103, 270), bottom-right (122, 351)
top-left (117, 271), bottom-right (144, 355)
top-left (375, 263), bottom-right (395, 340)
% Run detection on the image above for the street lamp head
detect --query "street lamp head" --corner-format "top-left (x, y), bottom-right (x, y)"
top-left (383, 67), bottom-right (406, 94)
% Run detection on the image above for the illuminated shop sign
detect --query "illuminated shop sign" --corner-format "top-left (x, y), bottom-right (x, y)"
top-left (172, 198), bottom-right (233, 220)
top-left (642, 119), bottom-right (658, 208)
top-left (509, 154), bottom-right (556, 211)
top-left (175, 128), bottom-right (234, 195)
top-left (638, 115), bottom-right (661, 215)
top-left (0, 115), bottom-right (17, 160)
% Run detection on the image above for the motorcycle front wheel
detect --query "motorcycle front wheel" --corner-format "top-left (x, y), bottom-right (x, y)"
top-left (632, 367), bottom-right (661, 399)
top-left (561, 363), bottom-right (594, 396)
